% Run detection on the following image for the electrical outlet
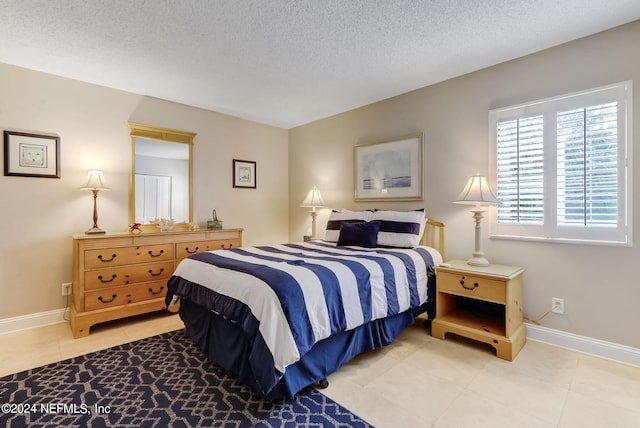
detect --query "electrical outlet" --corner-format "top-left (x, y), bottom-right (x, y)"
top-left (62, 282), bottom-right (72, 296)
top-left (552, 297), bottom-right (565, 315)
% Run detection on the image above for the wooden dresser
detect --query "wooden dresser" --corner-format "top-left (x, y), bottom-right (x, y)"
top-left (71, 228), bottom-right (243, 338)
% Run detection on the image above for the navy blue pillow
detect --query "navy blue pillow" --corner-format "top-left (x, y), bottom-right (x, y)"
top-left (337, 221), bottom-right (381, 248)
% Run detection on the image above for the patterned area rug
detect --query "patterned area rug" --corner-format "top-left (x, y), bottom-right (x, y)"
top-left (0, 329), bottom-right (373, 427)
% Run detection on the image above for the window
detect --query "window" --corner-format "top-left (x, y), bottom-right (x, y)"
top-left (135, 174), bottom-right (172, 223)
top-left (489, 81), bottom-right (632, 245)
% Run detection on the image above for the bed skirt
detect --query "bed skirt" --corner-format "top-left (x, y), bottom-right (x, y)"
top-left (179, 298), bottom-right (429, 400)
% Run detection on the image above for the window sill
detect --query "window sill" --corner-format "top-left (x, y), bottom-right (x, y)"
top-left (489, 234), bottom-right (631, 247)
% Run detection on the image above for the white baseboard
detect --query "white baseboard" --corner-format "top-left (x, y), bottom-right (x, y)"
top-left (1, 311), bottom-right (639, 367)
top-left (0, 309), bottom-right (68, 335)
top-left (526, 322), bottom-right (640, 367)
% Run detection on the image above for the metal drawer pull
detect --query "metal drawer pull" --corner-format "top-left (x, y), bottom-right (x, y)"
top-left (98, 254), bottom-right (117, 262)
top-left (98, 274), bottom-right (117, 283)
top-left (460, 277), bottom-right (479, 290)
top-left (148, 249), bottom-right (164, 257)
top-left (148, 268), bottom-right (165, 276)
top-left (221, 243), bottom-right (233, 249)
top-left (98, 294), bottom-right (117, 303)
top-left (148, 286), bottom-right (165, 295)
top-left (185, 247), bottom-right (199, 254)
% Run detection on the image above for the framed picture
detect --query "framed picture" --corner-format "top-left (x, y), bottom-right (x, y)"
top-left (354, 133), bottom-right (423, 201)
top-left (232, 159), bottom-right (256, 188)
top-left (4, 131), bottom-right (61, 178)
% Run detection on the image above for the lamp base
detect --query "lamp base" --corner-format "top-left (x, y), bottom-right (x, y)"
top-left (85, 226), bottom-right (106, 235)
top-left (467, 209), bottom-right (490, 266)
top-left (467, 255), bottom-right (490, 267)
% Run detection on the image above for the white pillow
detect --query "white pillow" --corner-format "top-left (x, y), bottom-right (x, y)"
top-left (323, 209), bottom-right (373, 242)
top-left (371, 209), bottom-right (426, 247)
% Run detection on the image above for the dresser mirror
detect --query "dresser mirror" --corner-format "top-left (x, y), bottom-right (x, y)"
top-left (128, 122), bottom-right (195, 228)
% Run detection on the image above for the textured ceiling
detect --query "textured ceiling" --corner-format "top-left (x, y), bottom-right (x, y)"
top-left (1, 1), bottom-right (639, 129)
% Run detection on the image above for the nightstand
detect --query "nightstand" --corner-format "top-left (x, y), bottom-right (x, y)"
top-left (431, 260), bottom-right (525, 361)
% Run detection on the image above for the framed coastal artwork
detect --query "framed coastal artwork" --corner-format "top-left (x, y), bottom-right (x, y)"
top-left (354, 133), bottom-right (423, 201)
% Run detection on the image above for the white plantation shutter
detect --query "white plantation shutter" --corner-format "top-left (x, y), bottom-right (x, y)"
top-left (490, 82), bottom-right (631, 245)
top-left (556, 103), bottom-right (618, 227)
top-left (497, 116), bottom-right (544, 224)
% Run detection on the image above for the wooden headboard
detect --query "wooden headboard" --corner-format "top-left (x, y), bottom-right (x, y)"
top-left (421, 219), bottom-right (445, 260)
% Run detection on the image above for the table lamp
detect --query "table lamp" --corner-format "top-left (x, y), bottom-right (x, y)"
top-left (453, 173), bottom-right (499, 266)
top-left (300, 186), bottom-right (326, 240)
top-left (81, 170), bottom-right (110, 234)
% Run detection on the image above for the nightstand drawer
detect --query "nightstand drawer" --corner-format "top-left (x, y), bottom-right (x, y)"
top-left (438, 271), bottom-right (506, 303)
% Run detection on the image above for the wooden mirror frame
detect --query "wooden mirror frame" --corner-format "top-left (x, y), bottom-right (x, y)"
top-left (128, 122), bottom-right (196, 228)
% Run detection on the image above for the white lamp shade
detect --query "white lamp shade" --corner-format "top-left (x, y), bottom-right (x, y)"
top-left (453, 174), bottom-right (498, 206)
top-left (80, 170), bottom-right (110, 191)
top-left (300, 186), bottom-right (326, 208)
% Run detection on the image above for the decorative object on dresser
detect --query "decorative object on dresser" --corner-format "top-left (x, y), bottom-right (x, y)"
top-left (80, 170), bottom-right (110, 235)
top-left (300, 186), bottom-right (326, 240)
top-left (453, 173), bottom-right (500, 266)
top-left (232, 159), bottom-right (256, 188)
top-left (71, 228), bottom-right (242, 338)
top-left (432, 260), bottom-right (525, 361)
top-left (353, 133), bottom-right (423, 201)
top-left (3, 130), bottom-right (61, 178)
top-left (158, 218), bottom-right (175, 232)
top-left (207, 209), bottom-right (223, 230)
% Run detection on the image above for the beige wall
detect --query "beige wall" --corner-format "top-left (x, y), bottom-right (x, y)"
top-left (0, 63), bottom-right (288, 320)
top-left (289, 21), bottom-right (640, 348)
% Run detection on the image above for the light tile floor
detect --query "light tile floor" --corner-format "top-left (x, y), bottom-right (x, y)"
top-left (1, 312), bottom-right (639, 428)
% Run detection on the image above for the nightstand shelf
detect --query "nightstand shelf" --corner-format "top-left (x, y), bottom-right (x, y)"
top-left (436, 310), bottom-right (506, 337)
top-left (432, 260), bottom-right (525, 361)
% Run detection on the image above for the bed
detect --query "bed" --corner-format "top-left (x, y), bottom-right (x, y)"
top-left (166, 211), bottom-right (445, 400)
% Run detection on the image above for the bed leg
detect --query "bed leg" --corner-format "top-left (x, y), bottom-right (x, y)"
top-left (317, 378), bottom-right (329, 389)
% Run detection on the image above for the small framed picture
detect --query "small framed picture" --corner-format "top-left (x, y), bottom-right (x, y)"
top-left (4, 131), bottom-right (61, 178)
top-left (232, 159), bottom-right (256, 189)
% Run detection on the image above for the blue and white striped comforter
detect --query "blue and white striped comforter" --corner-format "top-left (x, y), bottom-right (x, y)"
top-left (169, 241), bottom-right (442, 374)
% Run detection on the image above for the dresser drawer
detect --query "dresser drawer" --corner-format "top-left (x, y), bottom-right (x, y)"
top-left (84, 244), bottom-right (174, 269)
top-left (437, 271), bottom-right (506, 303)
top-left (84, 280), bottom-right (168, 311)
top-left (84, 261), bottom-right (174, 290)
top-left (175, 239), bottom-right (241, 259)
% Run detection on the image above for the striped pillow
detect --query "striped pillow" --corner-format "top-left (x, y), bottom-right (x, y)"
top-left (371, 209), bottom-right (426, 247)
top-left (323, 209), bottom-right (373, 242)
